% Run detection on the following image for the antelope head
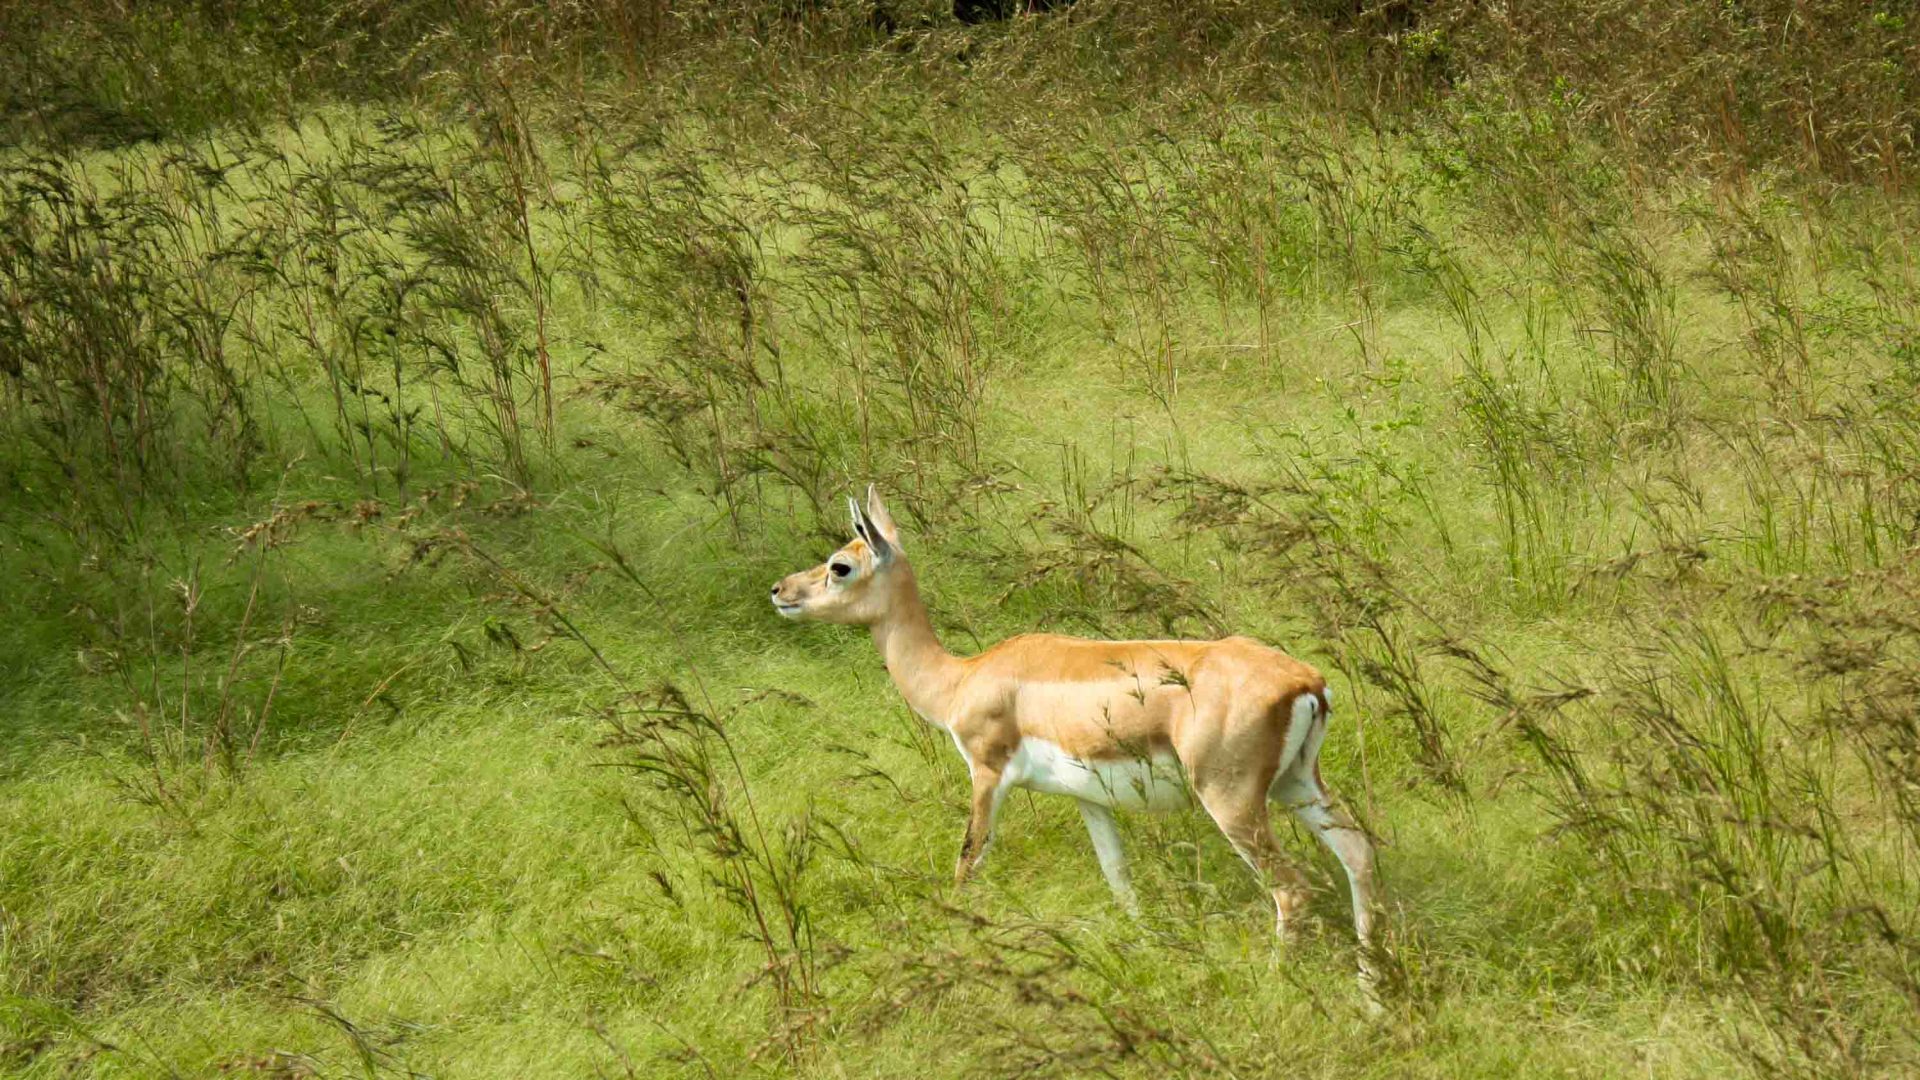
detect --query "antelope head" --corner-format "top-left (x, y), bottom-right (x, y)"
top-left (770, 485), bottom-right (907, 626)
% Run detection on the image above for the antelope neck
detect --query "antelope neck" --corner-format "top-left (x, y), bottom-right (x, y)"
top-left (867, 563), bottom-right (964, 724)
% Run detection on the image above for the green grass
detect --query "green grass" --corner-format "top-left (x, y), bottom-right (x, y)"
top-left (4, 7), bottom-right (1920, 1077)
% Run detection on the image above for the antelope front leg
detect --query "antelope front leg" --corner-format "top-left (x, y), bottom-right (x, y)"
top-left (954, 767), bottom-right (1008, 886)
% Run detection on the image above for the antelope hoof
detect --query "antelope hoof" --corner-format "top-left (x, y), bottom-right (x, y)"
top-left (1359, 976), bottom-right (1386, 1018)
top-left (1273, 891), bottom-right (1311, 943)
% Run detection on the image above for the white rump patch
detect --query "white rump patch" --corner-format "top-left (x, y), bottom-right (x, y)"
top-left (1008, 737), bottom-right (1190, 812)
top-left (1278, 692), bottom-right (1321, 777)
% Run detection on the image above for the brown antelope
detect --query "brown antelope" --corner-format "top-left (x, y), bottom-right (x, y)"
top-left (771, 487), bottom-right (1381, 989)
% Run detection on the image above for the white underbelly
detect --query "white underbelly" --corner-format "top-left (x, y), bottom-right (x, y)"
top-left (1008, 737), bottom-right (1190, 811)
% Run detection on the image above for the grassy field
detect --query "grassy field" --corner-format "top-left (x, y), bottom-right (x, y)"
top-left (3, 3), bottom-right (1919, 1076)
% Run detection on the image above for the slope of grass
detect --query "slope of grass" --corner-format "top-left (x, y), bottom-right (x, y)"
top-left (5, 8), bottom-right (1920, 1077)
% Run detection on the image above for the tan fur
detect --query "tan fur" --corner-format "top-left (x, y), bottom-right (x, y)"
top-left (773, 487), bottom-right (1381, 995)
top-left (959, 634), bottom-right (1323, 761)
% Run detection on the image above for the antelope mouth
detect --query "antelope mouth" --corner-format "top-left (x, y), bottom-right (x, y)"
top-left (772, 600), bottom-right (804, 618)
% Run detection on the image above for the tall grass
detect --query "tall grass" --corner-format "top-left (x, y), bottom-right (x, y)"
top-left (3, 2), bottom-right (1919, 1077)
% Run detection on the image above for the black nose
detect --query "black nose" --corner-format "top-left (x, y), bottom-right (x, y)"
top-left (770, 586), bottom-right (779, 596)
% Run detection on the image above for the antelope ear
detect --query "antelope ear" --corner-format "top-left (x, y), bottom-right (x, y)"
top-left (864, 484), bottom-right (902, 553)
top-left (848, 492), bottom-right (893, 563)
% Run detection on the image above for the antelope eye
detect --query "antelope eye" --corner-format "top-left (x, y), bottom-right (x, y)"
top-left (829, 561), bottom-right (853, 579)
